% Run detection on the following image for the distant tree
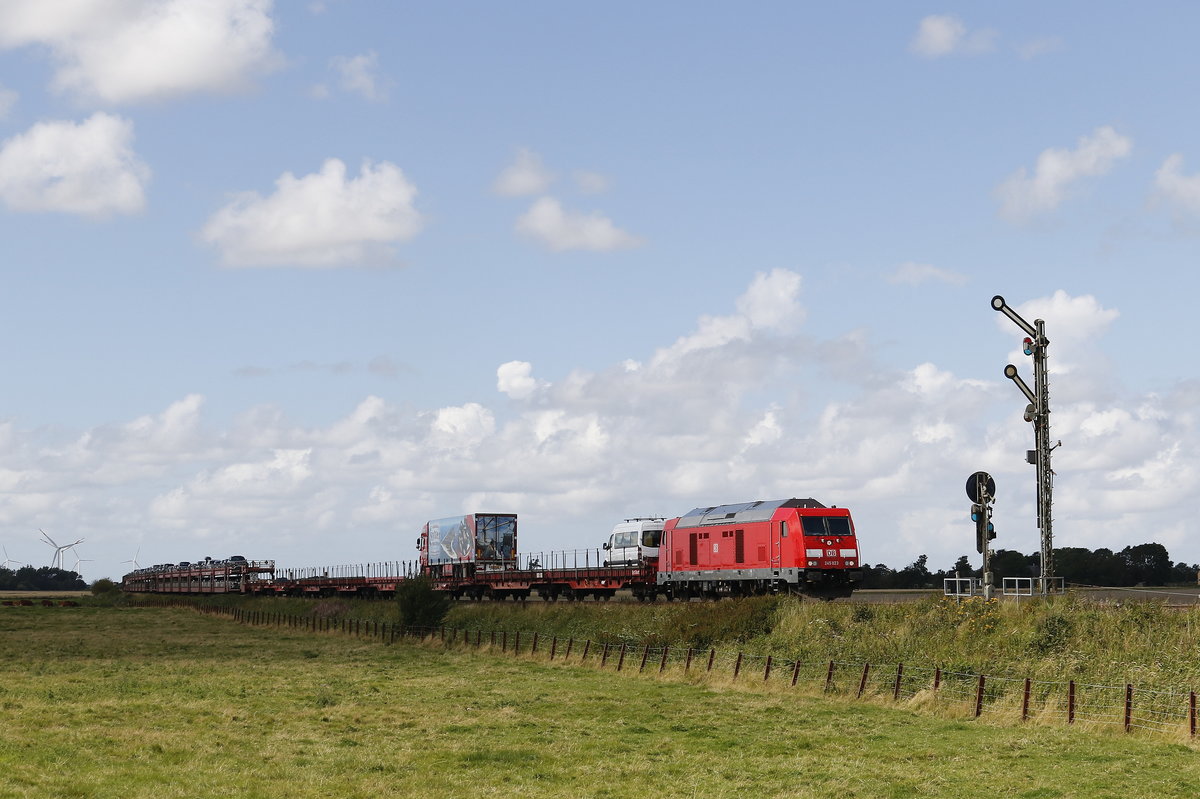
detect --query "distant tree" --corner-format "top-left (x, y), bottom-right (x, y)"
top-left (990, 549), bottom-right (1036, 581)
top-left (950, 555), bottom-right (975, 577)
top-left (1171, 562), bottom-right (1200, 585)
top-left (1121, 543), bottom-right (1172, 586)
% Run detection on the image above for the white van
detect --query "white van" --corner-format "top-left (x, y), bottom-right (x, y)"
top-left (602, 517), bottom-right (664, 566)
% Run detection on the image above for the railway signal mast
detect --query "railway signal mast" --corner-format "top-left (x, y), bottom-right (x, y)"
top-left (991, 295), bottom-right (1058, 595)
top-left (966, 471), bottom-right (997, 599)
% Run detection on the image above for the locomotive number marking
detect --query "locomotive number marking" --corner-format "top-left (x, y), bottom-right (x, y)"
top-left (825, 549), bottom-right (837, 557)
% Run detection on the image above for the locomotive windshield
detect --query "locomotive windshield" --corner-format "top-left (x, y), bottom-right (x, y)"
top-left (802, 516), bottom-right (853, 537)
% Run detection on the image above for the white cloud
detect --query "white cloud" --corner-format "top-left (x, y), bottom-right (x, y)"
top-left (515, 196), bottom-right (641, 252)
top-left (330, 51), bottom-right (386, 101)
top-left (497, 361), bottom-right (544, 400)
top-left (995, 126), bottom-right (1132, 221)
top-left (200, 158), bottom-right (424, 267)
top-left (1154, 154), bottom-right (1200, 217)
top-left (1016, 36), bottom-right (1064, 60)
top-left (573, 170), bottom-right (611, 194)
top-left (0, 112), bottom-right (150, 217)
top-left (0, 83), bottom-right (16, 117)
top-left (493, 148), bottom-right (555, 196)
top-left (888, 262), bottom-right (967, 286)
top-left (909, 15), bottom-right (997, 58)
top-left (0, 0), bottom-right (280, 104)
top-left (652, 268), bottom-right (801, 367)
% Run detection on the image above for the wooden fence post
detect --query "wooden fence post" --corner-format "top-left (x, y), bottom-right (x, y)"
top-left (639, 646), bottom-right (650, 673)
top-left (791, 659), bottom-right (801, 687)
top-left (660, 646), bottom-right (669, 673)
top-left (617, 643), bottom-right (627, 671)
top-left (531, 632), bottom-right (539, 655)
top-left (550, 636), bottom-right (558, 661)
top-left (825, 661), bottom-right (836, 692)
top-left (857, 663), bottom-right (870, 698)
top-left (763, 655), bottom-right (773, 682)
top-left (1068, 680), bottom-right (1075, 724)
top-left (1022, 678), bottom-right (1031, 721)
top-left (684, 648), bottom-right (694, 672)
top-left (893, 663), bottom-right (904, 701)
top-left (733, 652), bottom-right (743, 680)
top-left (706, 648), bottom-right (716, 672)
top-left (975, 674), bottom-right (986, 718)
top-left (566, 638), bottom-right (575, 660)
top-left (601, 642), bottom-right (611, 667)
top-left (581, 640), bottom-right (590, 660)
top-left (1124, 684), bottom-right (1133, 733)
top-left (1186, 691), bottom-right (1197, 738)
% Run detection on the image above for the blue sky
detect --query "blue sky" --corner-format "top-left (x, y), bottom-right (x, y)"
top-left (1, 2), bottom-right (1197, 582)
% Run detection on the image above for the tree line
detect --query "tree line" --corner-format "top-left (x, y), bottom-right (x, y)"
top-left (861, 543), bottom-right (1197, 590)
top-left (0, 566), bottom-right (88, 591)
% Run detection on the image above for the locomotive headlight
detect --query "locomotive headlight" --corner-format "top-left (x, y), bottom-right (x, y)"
top-left (846, 560), bottom-right (855, 566)
top-left (807, 560), bottom-right (818, 567)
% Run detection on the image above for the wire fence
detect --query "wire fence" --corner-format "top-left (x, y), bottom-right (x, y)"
top-left (174, 601), bottom-right (1199, 740)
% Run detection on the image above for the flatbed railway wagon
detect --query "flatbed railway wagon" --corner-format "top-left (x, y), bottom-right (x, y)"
top-left (122, 557), bottom-right (276, 594)
top-left (657, 498), bottom-right (863, 599)
top-left (418, 512), bottom-right (657, 600)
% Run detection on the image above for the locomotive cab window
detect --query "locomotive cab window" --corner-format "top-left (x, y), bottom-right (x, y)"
top-left (801, 516), bottom-right (826, 536)
top-left (826, 517), bottom-right (852, 537)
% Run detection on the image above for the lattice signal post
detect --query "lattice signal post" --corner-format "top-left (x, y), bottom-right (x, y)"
top-left (991, 295), bottom-right (1058, 595)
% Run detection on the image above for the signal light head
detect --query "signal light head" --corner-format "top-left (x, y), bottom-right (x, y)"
top-left (1022, 337), bottom-right (1034, 356)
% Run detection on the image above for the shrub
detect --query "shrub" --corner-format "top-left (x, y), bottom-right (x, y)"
top-left (396, 578), bottom-right (452, 629)
top-left (90, 578), bottom-right (119, 595)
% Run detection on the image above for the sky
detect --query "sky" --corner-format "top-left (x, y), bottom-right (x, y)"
top-left (1, 1), bottom-right (1198, 583)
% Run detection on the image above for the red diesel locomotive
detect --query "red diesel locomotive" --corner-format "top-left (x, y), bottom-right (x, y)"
top-left (657, 498), bottom-right (862, 599)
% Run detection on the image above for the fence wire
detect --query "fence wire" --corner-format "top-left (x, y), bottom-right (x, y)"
top-left (175, 602), bottom-right (1200, 741)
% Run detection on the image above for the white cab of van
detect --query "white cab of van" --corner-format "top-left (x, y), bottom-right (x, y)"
top-left (602, 517), bottom-right (665, 566)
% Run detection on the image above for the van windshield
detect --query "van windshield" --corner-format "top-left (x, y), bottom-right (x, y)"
top-left (642, 529), bottom-right (662, 548)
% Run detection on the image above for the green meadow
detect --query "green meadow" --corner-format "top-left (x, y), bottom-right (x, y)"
top-left (2, 604), bottom-right (1200, 798)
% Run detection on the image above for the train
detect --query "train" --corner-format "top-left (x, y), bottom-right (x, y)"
top-left (121, 497), bottom-right (863, 601)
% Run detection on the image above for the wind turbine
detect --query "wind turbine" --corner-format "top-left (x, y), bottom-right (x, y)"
top-left (122, 547), bottom-right (142, 571)
top-left (2, 546), bottom-right (18, 570)
top-left (39, 530), bottom-right (82, 570)
top-left (70, 550), bottom-right (93, 574)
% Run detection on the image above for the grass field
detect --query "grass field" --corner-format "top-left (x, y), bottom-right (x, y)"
top-left (2, 606), bottom-right (1200, 798)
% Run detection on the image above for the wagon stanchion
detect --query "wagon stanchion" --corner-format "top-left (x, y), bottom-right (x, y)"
top-left (857, 663), bottom-right (870, 698)
top-left (975, 674), bottom-right (986, 718)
